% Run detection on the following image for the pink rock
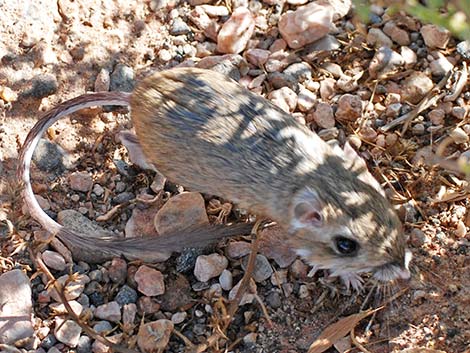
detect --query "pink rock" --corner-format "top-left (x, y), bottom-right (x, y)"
top-left (319, 77), bottom-right (336, 100)
top-left (94, 301), bottom-right (121, 322)
top-left (259, 226), bottom-right (296, 268)
top-left (268, 87), bottom-right (298, 112)
top-left (154, 192), bottom-right (208, 235)
top-left (226, 241), bottom-right (251, 258)
top-left (297, 86), bottom-right (316, 112)
top-left (69, 171), bottom-right (93, 192)
top-left (137, 320), bottom-right (173, 353)
top-left (123, 303), bottom-right (137, 329)
top-left (428, 109), bottom-right (445, 125)
top-left (269, 38), bottom-right (287, 52)
top-left (217, 7), bottom-right (255, 54)
top-left (383, 21), bottom-right (410, 46)
top-left (42, 250), bottom-right (66, 271)
top-left (134, 265), bottom-right (165, 296)
top-left (194, 253), bottom-right (228, 282)
top-left (137, 296), bottom-right (161, 314)
top-left (54, 319), bottom-right (81, 347)
top-left (108, 258), bottom-right (128, 284)
top-left (420, 24), bottom-right (451, 49)
top-left (310, 102), bottom-right (335, 128)
top-left (265, 51), bottom-right (298, 72)
top-left (278, 2), bottom-right (333, 49)
top-left (245, 48), bottom-right (270, 66)
top-left (335, 94), bottom-right (362, 121)
top-left (401, 72), bottom-right (433, 105)
top-left (125, 204), bottom-right (160, 238)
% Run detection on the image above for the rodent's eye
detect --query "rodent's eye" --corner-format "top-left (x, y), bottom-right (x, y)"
top-left (334, 236), bottom-right (359, 256)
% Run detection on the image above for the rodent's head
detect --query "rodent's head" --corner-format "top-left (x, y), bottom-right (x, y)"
top-left (287, 142), bottom-right (411, 288)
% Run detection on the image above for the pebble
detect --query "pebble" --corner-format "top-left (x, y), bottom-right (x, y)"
top-left (428, 109), bottom-right (445, 125)
top-left (137, 296), bottom-right (161, 314)
top-left (385, 103), bottom-right (402, 118)
top-left (268, 72), bottom-right (297, 90)
top-left (258, 226), bottom-right (296, 268)
top-left (335, 94), bottom-right (362, 121)
top-left (245, 48), bottom-right (270, 66)
top-left (455, 220), bottom-right (467, 238)
top-left (112, 191), bottom-right (135, 204)
top-left (219, 269), bottom-right (233, 290)
top-left (93, 321), bottom-right (113, 333)
top-left (369, 47), bottom-right (404, 78)
top-left (410, 229), bottom-right (427, 247)
top-left (429, 55), bottom-right (454, 76)
top-left (401, 72), bottom-right (433, 104)
top-left (449, 127), bottom-right (468, 144)
top-left (319, 77), bottom-right (336, 100)
top-left (420, 24), bottom-right (451, 49)
top-left (268, 86), bottom-right (298, 112)
top-left (93, 184), bottom-right (104, 197)
top-left (0, 86), bottom-right (18, 102)
top-left (265, 51), bottom-right (297, 73)
top-left (159, 275), bottom-right (192, 311)
top-left (457, 40), bottom-right (470, 59)
top-left (77, 335), bottom-right (92, 353)
top-left (27, 74), bottom-right (58, 98)
top-left (134, 265), bottom-right (165, 296)
top-left (123, 303), bottom-right (137, 328)
top-left (176, 248), bottom-right (204, 273)
top-left (54, 319), bottom-right (82, 347)
top-left (383, 21), bottom-right (410, 46)
top-left (170, 17), bottom-right (191, 35)
top-left (33, 139), bottom-right (70, 173)
top-left (200, 5), bottom-right (229, 17)
top-left (229, 279), bottom-right (256, 305)
top-left (110, 64), bottom-right (135, 92)
top-left (42, 250), bottom-right (67, 271)
top-left (69, 171), bottom-right (93, 192)
top-left (283, 62), bottom-right (313, 82)
top-left (115, 285), bottom-right (138, 306)
top-left (400, 46), bottom-right (417, 67)
top-left (94, 68), bottom-right (111, 92)
top-left (366, 28), bottom-right (393, 48)
top-left (108, 258), bottom-right (128, 284)
top-left (94, 301), bottom-right (121, 322)
top-left (278, 2), bottom-right (333, 49)
top-left (452, 106), bottom-right (467, 120)
top-left (242, 254), bottom-right (273, 282)
top-left (266, 291), bottom-right (282, 309)
top-left (137, 320), bottom-right (174, 353)
top-left (269, 38), bottom-right (287, 52)
top-left (154, 192), bottom-right (209, 234)
top-left (271, 269), bottom-right (288, 285)
top-left (49, 274), bottom-right (90, 302)
top-left (217, 7), bottom-right (255, 54)
top-left (57, 210), bottom-right (111, 237)
top-left (194, 253), bottom-right (228, 282)
top-left (0, 270), bottom-right (34, 346)
top-left (226, 241), bottom-right (251, 258)
top-left (171, 311), bottom-right (187, 324)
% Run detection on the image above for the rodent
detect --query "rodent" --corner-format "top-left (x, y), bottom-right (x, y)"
top-left (18, 67), bottom-right (411, 288)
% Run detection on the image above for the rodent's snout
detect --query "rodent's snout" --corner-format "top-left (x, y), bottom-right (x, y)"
top-left (374, 248), bottom-right (413, 282)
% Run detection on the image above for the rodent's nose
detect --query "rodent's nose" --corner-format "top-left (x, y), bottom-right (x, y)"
top-left (397, 268), bottom-right (411, 280)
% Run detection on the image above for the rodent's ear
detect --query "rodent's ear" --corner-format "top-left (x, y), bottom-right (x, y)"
top-left (342, 142), bottom-right (385, 197)
top-left (291, 188), bottom-right (324, 230)
top-left (117, 130), bottom-right (158, 172)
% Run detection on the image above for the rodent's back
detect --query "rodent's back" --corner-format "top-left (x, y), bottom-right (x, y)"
top-left (131, 67), bottom-right (330, 221)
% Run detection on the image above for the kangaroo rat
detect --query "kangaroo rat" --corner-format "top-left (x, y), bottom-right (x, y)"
top-left (18, 67), bottom-right (411, 287)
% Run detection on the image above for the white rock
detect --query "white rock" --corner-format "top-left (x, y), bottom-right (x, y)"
top-left (268, 86), bottom-right (298, 112)
top-left (219, 269), bottom-right (233, 291)
top-left (297, 86), bottom-right (317, 112)
top-left (217, 7), bottom-right (255, 54)
top-left (54, 319), bottom-right (82, 347)
top-left (94, 301), bottom-right (121, 322)
top-left (430, 55), bottom-right (454, 76)
top-left (194, 253), bottom-right (228, 282)
top-left (42, 250), bottom-right (67, 271)
top-left (278, 2), bottom-right (333, 49)
top-left (171, 312), bottom-right (187, 324)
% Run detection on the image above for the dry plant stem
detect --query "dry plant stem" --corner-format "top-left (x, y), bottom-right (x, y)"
top-left (444, 62), bottom-right (468, 102)
top-left (173, 328), bottom-right (196, 349)
top-left (33, 251), bottom-right (138, 353)
top-left (379, 71), bottom-right (452, 133)
top-left (253, 293), bottom-right (273, 328)
top-left (350, 326), bottom-right (372, 353)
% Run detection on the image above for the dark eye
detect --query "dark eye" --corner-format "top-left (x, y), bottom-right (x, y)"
top-left (334, 236), bottom-right (359, 255)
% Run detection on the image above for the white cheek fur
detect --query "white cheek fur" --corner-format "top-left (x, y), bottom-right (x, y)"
top-left (295, 248), bottom-right (312, 258)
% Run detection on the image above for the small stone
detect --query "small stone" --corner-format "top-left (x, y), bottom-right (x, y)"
top-left (217, 7), bottom-right (255, 54)
top-left (137, 320), bottom-right (174, 353)
top-left (412, 290), bottom-right (426, 302)
top-left (171, 17), bottom-right (191, 35)
top-left (194, 253), bottom-right (228, 282)
top-left (455, 220), bottom-right (467, 238)
top-left (69, 172), bottom-right (93, 193)
top-left (259, 226), bottom-right (297, 267)
top-left (135, 265), bottom-right (165, 296)
top-left (93, 321), bottom-right (113, 333)
top-left (319, 77), bottom-right (336, 100)
top-left (268, 72), bottom-right (297, 90)
top-left (269, 38), bottom-right (287, 52)
top-left (158, 49), bottom-right (173, 62)
top-left (420, 24), bottom-right (451, 49)
top-left (383, 21), bottom-right (410, 46)
top-left (49, 274), bottom-right (90, 302)
top-left (430, 55), bottom-right (454, 76)
top-left (268, 86), bottom-right (298, 112)
top-left (278, 2), bottom-right (333, 49)
top-left (32, 139), bottom-right (71, 173)
top-left (245, 48), bottom-right (270, 66)
top-left (297, 87), bottom-right (316, 112)
top-left (57, 210), bottom-right (111, 239)
top-left (451, 106), bottom-right (466, 119)
top-left (137, 296), bottom-right (161, 314)
top-left (335, 94), bottom-right (362, 121)
top-left (242, 254), bottom-right (273, 282)
top-left (159, 275), bottom-right (192, 311)
top-left (401, 72), bottom-right (433, 104)
top-left (310, 102), bottom-right (335, 128)
top-left (449, 127), bottom-right (468, 144)
top-left (428, 109), bottom-right (445, 125)
top-left (400, 46), bottom-right (417, 67)
top-left (229, 279), bottom-right (257, 305)
top-left (115, 285), bottom-right (138, 306)
top-left (0, 86), bottom-right (18, 102)
top-left (200, 5), bottom-right (229, 17)
top-left (271, 270), bottom-right (288, 286)
top-left (110, 64), bottom-right (135, 93)
top-left (95, 68), bottom-right (110, 92)
top-left (54, 319), bottom-right (82, 347)
top-left (369, 47), bottom-right (404, 78)
top-left (410, 229), bottom-right (427, 247)
top-left (284, 62), bottom-right (313, 82)
top-left (334, 336), bottom-right (352, 352)
top-left (27, 74), bottom-right (58, 98)
top-left (219, 269), bottom-right (233, 291)
top-left (108, 258), bottom-right (128, 284)
top-left (265, 51), bottom-right (297, 73)
top-left (93, 184), bottom-right (104, 197)
top-left (385, 103), bottom-right (402, 118)
top-left (42, 250), bottom-right (66, 271)
top-left (321, 62), bottom-right (343, 78)
top-left (266, 291), bottom-right (282, 309)
top-left (77, 335), bottom-right (92, 353)
top-left (0, 270), bottom-right (34, 346)
top-left (94, 301), bottom-right (121, 322)
top-left (171, 312), bottom-right (187, 324)
top-left (358, 126), bottom-right (377, 142)
top-left (154, 192), bottom-right (208, 234)
top-left (243, 332), bottom-right (258, 345)
top-left (123, 303), bottom-right (137, 328)
top-left (226, 241), bottom-right (251, 258)
top-left (366, 28), bottom-right (392, 48)
top-left (299, 284), bottom-right (310, 298)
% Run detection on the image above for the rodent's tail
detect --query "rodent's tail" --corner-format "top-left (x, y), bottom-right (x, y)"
top-left (17, 92), bottom-right (251, 263)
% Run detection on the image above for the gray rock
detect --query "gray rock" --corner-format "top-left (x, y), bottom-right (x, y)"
top-left (210, 60), bottom-right (241, 81)
top-left (268, 72), bottom-right (297, 90)
top-left (40, 334), bottom-right (57, 349)
top-left (283, 62), bottom-right (312, 82)
top-left (26, 74), bottom-right (58, 98)
top-left (112, 191), bottom-right (135, 204)
top-left (115, 285), bottom-right (138, 306)
top-left (241, 254), bottom-right (273, 282)
top-left (171, 17), bottom-right (191, 35)
top-left (76, 335), bottom-right (92, 353)
top-left (0, 269), bottom-right (34, 346)
top-left (93, 320), bottom-right (113, 333)
top-left (266, 291), bottom-right (282, 309)
top-left (33, 139), bottom-right (71, 173)
top-left (57, 209), bottom-right (111, 236)
top-left (110, 64), bottom-right (135, 93)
